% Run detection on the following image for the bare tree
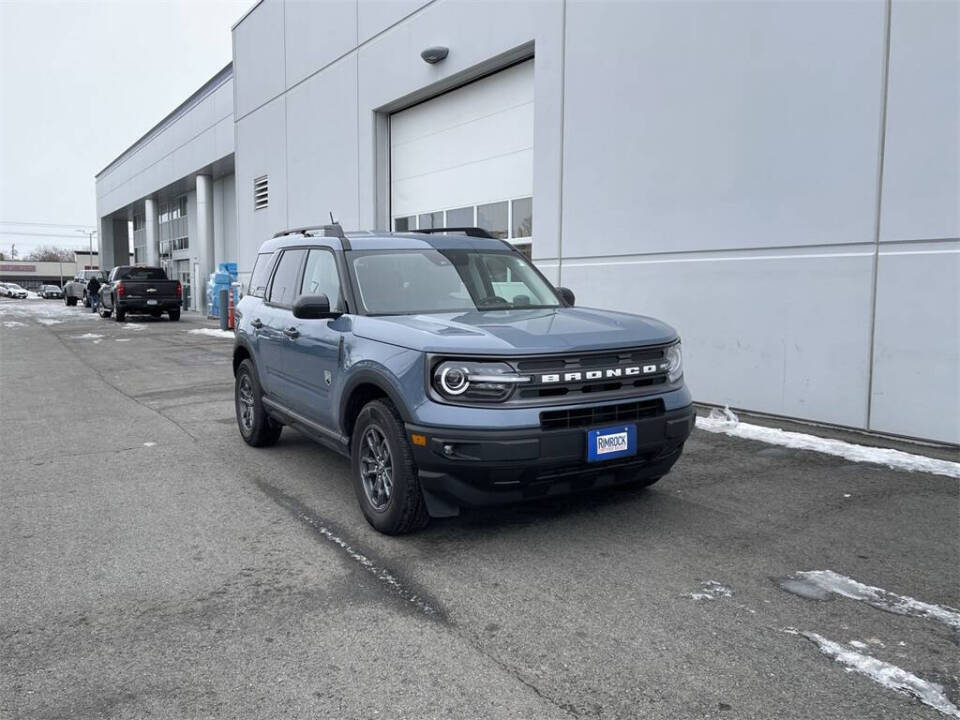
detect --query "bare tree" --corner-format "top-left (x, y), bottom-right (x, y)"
top-left (25, 245), bottom-right (74, 262)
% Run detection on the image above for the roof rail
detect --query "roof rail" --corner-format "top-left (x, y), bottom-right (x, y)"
top-left (272, 223), bottom-right (346, 240)
top-left (411, 227), bottom-right (497, 239)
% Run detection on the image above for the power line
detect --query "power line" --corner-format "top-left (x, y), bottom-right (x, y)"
top-left (0, 221), bottom-right (95, 228)
top-left (0, 231), bottom-right (96, 239)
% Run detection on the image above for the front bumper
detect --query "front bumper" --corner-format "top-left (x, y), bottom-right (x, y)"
top-left (406, 403), bottom-right (695, 513)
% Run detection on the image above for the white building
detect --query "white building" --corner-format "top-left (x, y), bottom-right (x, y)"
top-left (94, 0), bottom-right (959, 445)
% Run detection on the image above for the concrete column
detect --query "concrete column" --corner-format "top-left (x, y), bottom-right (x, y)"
top-left (99, 216), bottom-right (129, 269)
top-left (196, 174), bottom-right (214, 313)
top-left (145, 197), bottom-right (159, 266)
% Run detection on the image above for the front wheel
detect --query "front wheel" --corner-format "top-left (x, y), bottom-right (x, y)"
top-left (99, 306), bottom-right (111, 319)
top-left (168, 309), bottom-right (181, 321)
top-left (351, 400), bottom-right (429, 535)
top-left (235, 359), bottom-right (282, 447)
top-left (66, 296), bottom-right (77, 306)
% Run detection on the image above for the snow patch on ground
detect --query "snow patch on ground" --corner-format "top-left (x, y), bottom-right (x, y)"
top-left (71, 333), bottom-right (104, 341)
top-left (697, 407), bottom-right (960, 479)
top-left (188, 328), bottom-right (235, 339)
top-left (785, 628), bottom-right (960, 718)
top-left (35, 318), bottom-right (62, 325)
top-left (686, 580), bottom-right (733, 601)
top-left (786, 570), bottom-right (960, 632)
top-left (120, 323), bottom-right (145, 331)
top-left (2, 320), bottom-right (26, 328)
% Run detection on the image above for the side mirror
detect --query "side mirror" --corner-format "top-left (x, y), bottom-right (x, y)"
top-left (557, 287), bottom-right (575, 306)
top-left (292, 293), bottom-right (339, 319)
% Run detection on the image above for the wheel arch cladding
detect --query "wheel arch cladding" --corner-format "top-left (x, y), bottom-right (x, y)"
top-left (341, 373), bottom-right (412, 440)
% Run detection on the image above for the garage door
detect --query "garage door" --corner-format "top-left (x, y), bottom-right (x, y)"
top-left (390, 60), bottom-right (533, 252)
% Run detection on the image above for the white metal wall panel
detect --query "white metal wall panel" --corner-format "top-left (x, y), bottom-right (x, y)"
top-left (390, 60), bottom-right (533, 221)
top-left (869, 242), bottom-right (960, 444)
top-left (879, 0), bottom-right (959, 242)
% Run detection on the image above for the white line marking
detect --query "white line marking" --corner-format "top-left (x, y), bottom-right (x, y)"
top-left (788, 570), bottom-right (960, 632)
top-left (785, 629), bottom-right (960, 718)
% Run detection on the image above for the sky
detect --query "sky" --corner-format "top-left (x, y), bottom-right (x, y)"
top-left (0, 0), bottom-right (249, 256)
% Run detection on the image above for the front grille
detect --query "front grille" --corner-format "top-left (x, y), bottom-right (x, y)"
top-left (540, 398), bottom-right (664, 431)
top-left (514, 345), bottom-right (671, 402)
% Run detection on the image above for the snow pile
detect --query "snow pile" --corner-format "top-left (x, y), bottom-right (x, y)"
top-left (188, 328), bottom-right (235, 339)
top-left (696, 407), bottom-right (960, 479)
top-left (785, 629), bottom-right (960, 718)
top-left (120, 323), bottom-right (145, 331)
top-left (787, 570), bottom-right (960, 632)
top-left (2, 320), bottom-right (26, 328)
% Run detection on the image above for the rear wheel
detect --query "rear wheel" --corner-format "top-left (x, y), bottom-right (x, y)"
top-left (114, 304), bottom-right (125, 322)
top-left (235, 359), bottom-right (282, 447)
top-left (98, 305), bottom-right (111, 319)
top-left (66, 296), bottom-right (77, 306)
top-left (83, 293), bottom-right (89, 308)
top-left (168, 309), bottom-right (181, 321)
top-left (351, 399), bottom-right (429, 535)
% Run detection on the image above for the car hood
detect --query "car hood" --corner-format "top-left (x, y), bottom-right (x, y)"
top-left (350, 307), bottom-right (678, 354)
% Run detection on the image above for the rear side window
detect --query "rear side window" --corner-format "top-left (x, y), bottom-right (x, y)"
top-left (247, 252), bottom-right (276, 297)
top-left (267, 249), bottom-right (306, 307)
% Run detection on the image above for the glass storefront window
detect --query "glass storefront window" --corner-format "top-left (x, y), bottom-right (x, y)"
top-left (511, 197), bottom-right (532, 239)
top-left (418, 211), bottom-right (443, 230)
top-left (445, 206), bottom-right (473, 227)
top-left (477, 201), bottom-right (508, 239)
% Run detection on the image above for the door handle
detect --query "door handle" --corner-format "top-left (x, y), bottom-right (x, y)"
top-left (283, 327), bottom-right (300, 340)
top-left (251, 318), bottom-right (263, 329)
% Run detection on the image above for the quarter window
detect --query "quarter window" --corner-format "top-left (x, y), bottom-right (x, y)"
top-left (248, 252), bottom-right (275, 297)
top-left (300, 249), bottom-right (342, 310)
top-left (267, 249), bottom-right (305, 306)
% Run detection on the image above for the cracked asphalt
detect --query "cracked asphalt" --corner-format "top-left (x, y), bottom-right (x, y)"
top-left (1, 297), bottom-right (958, 719)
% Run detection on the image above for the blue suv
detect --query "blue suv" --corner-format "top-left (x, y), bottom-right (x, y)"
top-left (233, 225), bottom-right (694, 534)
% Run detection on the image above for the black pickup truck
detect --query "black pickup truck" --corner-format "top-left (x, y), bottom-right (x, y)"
top-left (98, 265), bottom-right (182, 321)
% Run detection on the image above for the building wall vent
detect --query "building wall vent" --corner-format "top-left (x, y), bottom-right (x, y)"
top-left (254, 175), bottom-right (269, 211)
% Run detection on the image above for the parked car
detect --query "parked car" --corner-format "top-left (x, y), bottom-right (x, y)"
top-left (64, 270), bottom-right (109, 307)
top-left (0, 283), bottom-right (9, 297)
top-left (39, 284), bottom-right (63, 299)
top-left (232, 225), bottom-right (694, 534)
top-left (1, 282), bottom-right (28, 299)
top-left (98, 265), bottom-right (182, 321)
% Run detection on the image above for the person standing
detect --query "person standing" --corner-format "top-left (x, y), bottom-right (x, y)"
top-left (86, 274), bottom-right (102, 313)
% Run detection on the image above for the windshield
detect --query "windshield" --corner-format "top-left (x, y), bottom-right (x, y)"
top-left (348, 249), bottom-right (561, 315)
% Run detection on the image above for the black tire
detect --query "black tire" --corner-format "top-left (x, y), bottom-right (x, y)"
top-left (351, 399), bottom-right (429, 535)
top-left (99, 306), bottom-right (111, 319)
top-left (168, 309), bottom-right (181, 321)
top-left (114, 304), bottom-right (125, 322)
top-left (66, 296), bottom-right (77, 307)
top-left (83, 292), bottom-right (89, 308)
top-left (235, 359), bottom-right (282, 447)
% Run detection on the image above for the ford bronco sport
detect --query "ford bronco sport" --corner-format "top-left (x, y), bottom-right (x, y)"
top-left (233, 225), bottom-right (694, 534)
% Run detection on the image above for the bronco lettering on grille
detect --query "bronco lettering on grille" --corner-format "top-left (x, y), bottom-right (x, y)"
top-left (541, 364), bottom-right (666, 384)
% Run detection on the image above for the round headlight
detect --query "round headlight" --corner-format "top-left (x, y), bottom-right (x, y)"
top-left (439, 365), bottom-right (470, 395)
top-left (665, 342), bottom-right (683, 382)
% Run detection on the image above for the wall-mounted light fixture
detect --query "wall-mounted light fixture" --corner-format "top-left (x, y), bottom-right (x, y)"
top-left (420, 46), bottom-right (449, 64)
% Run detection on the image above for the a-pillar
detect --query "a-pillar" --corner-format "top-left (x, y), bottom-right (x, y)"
top-left (145, 197), bottom-right (159, 266)
top-left (196, 174), bottom-right (214, 313)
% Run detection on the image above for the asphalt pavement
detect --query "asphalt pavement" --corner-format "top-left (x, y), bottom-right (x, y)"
top-left (1, 297), bottom-right (957, 720)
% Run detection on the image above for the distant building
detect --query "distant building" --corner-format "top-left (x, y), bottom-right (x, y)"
top-left (0, 251), bottom-right (131, 290)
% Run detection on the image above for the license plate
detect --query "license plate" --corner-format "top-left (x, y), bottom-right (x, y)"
top-left (586, 424), bottom-right (637, 463)
top-left (146, 299), bottom-right (158, 305)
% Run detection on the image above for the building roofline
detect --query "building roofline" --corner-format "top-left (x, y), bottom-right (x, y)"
top-left (95, 62), bottom-right (234, 180)
top-left (231, 0), bottom-right (264, 31)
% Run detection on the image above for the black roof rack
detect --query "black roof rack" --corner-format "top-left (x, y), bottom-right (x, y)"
top-left (273, 223), bottom-right (346, 240)
top-left (411, 227), bottom-right (496, 239)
